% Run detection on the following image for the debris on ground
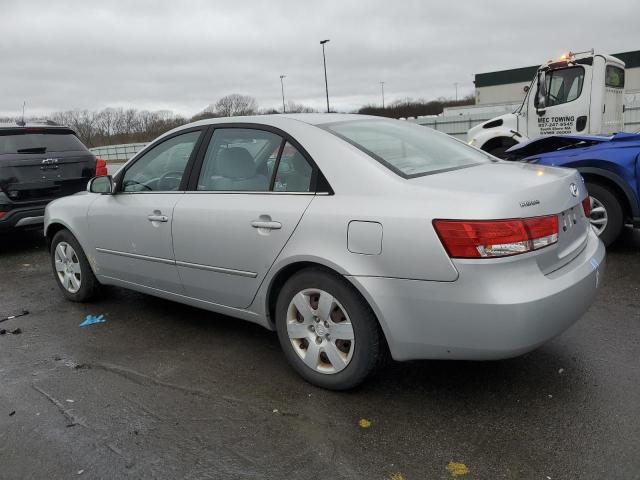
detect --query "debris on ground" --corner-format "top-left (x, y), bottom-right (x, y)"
top-left (79, 314), bottom-right (106, 328)
top-left (446, 461), bottom-right (469, 477)
top-left (9, 411), bottom-right (15, 416)
top-left (2, 328), bottom-right (22, 336)
top-left (389, 473), bottom-right (406, 480)
top-left (0, 309), bottom-right (29, 324)
top-left (358, 418), bottom-right (372, 428)
top-left (558, 368), bottom-right (565, 374)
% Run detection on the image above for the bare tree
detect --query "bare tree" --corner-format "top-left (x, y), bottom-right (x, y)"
top-left (213, 94), bottom-right (258, 117)
top-left (285, 101), bottom-right (316, 113)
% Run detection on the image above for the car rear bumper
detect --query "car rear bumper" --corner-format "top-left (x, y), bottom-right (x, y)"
top-left (348, 229), bottom-right (606, 361)
top-left (0, 205), bottom-right (46, 231)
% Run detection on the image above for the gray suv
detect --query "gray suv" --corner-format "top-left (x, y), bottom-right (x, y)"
top-left (0, 122), bottom-right (101, 232)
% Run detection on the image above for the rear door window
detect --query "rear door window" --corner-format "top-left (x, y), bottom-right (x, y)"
top-left (197, 128), bottom-right (282, 192)
top-left (0, 130), bottom-right (87, 154)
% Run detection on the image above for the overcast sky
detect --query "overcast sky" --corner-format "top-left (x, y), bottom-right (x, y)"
top-left (1, 0), bottom-right (638, 117)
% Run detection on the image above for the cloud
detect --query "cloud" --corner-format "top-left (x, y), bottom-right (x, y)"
top-left (1, 0), bottom-right (637, 117)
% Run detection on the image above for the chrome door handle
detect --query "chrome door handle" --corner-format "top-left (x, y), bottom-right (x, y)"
top-left (148, 214), bottom-right (168, 222)
top-left (251, 220), bottom-right (281, 230)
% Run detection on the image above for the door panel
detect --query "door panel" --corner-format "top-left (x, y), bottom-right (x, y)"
top-left (527, 65), bottom-right (592, 138)
top-left (172, 194), bottom-right (313, 308)
top-left (88, 193), bottom-right (184, 293)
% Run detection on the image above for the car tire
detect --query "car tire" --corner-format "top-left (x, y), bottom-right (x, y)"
top-left (585, 182), bottom-right (624, 247)
top-left (50, 229), bottom-right (99, 302)
top-left (275, 268), bottom-right (381, 390)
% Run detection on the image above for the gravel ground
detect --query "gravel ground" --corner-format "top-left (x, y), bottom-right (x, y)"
top-left (0, 228), bottom-right (638, 479)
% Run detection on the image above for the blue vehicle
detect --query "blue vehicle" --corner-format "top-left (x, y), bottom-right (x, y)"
top-left (506, 132), bottom-right (640, 246)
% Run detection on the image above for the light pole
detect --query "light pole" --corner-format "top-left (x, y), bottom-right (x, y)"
top-left (280, 75), bottom-right (286, 113)
top-left (380, 81), bottom-right (385, 108)
top-left (454, 82), bottom-right (458, 102)
top-left (320, 39), bottom-right (330, 113)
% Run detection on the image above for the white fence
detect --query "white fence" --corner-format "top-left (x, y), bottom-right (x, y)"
top-left (90, 142), bottom-right (147, 162)
top-left (409, 104), bottom-right (640, 140)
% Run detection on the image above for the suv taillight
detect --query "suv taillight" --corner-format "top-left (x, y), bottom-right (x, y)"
top-left (95, 158), bottom-right (108, 176)
top-left (582, 196), bottom-right (591, 218)
top-left (433, 216), bottom-right (559, 259)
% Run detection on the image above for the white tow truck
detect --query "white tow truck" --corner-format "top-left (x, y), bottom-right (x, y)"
top-left (467, 50), bottom-right (626, 157)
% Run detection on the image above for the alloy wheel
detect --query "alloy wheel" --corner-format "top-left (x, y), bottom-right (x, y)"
top-left (286, 288), bottom-right (355, 374)
top-left (589, 195), bottom-right (608, 236)
top-left (54, 242), bottom-right (82, 293)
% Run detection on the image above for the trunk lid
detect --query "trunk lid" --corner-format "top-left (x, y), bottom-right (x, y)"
top-left (411, 161), bottom-right (591, 274)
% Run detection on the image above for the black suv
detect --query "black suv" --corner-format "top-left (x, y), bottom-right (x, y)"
top-left (0, 122), bottom-right (102, 232)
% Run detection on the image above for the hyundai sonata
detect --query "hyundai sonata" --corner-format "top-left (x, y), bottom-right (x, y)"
top-left (45, 114), bottom-right (605, 389)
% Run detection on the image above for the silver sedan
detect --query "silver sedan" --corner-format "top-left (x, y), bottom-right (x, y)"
top-left (45, 114), bottom-right (605, 389)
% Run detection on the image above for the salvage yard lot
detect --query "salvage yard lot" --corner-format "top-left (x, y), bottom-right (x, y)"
top-left (1, 229), bottom-right (639, 479)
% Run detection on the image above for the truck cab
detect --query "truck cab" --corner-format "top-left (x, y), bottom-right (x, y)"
top-left (468, 51), bottom-right (626, 157)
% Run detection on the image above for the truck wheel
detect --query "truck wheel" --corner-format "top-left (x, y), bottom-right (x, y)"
top-left (275, 268), bottom-right (381, 390)
top-left (585, 182), bottom-right (623, 247)
top-left (481, 137), bottom-right (518, 159)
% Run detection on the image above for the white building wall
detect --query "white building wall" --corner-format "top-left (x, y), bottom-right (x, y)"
top-left (475, 82), bottom-right (530, 105)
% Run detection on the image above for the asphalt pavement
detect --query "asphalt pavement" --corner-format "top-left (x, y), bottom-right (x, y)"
top-left (1, 228), bottom-right (639, 479)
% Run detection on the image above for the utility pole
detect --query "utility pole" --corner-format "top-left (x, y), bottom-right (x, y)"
top-left (320, 39), bottom-right (330, 113)
top-left (380, 81), bottom-right (385, 108)
top-left (280, 75), bottom-right (286, 113)
top-left (22, 101), bottom-right (26, 123)
top-left (454, 82), bottom-right (458, 102)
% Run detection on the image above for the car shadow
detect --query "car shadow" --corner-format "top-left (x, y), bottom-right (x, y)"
top-left (98, 285), bottom-right (585, 402)
top-left (0, 229), bottom-right (46, 255)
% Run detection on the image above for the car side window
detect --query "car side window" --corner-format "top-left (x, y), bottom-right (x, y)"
top-left (122, 131), bottom-right (201, 192)
top-left (273, 142), bottom-right (313, 192)
top-left (197, 128), bottom-right (281, 192)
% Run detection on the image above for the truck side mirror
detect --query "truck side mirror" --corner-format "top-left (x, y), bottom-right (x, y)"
top-left (535, 71), bottom-right (547, 110)
top-left (88, 175), bottom-right (114, 194)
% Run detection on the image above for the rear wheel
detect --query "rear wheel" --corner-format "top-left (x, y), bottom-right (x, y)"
top-left (585, 182), bottom-right (623, 247)
top-left (50, 229), bottom-right (99, 302)
top-left (275, 268), bottom-right (381, 390)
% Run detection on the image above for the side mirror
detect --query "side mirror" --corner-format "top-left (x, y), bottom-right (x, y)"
top-left (535, 70), bottom-right (547, 110)
top-left (88, 175), bottom-right (114, 194)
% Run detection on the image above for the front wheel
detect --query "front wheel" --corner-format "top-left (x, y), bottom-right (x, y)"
top-left (585, 182), bottom-right (623, 247)
top-left (50, 229), bottom-right (100, 302)
top-left (275, 268), bottom-right (381, 390)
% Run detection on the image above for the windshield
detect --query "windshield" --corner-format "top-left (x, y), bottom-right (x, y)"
top-left (322, 119), bottom-right (492, 178)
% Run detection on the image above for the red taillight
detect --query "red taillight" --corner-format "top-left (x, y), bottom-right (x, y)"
top-left (0, 212), bottom-right (5, 219)
top-left (582, 196), bottom-right (591, 218)
top-left (95, 158), bottom-right (108, 177)
top-left (433, 216), bottom-right (559, 259)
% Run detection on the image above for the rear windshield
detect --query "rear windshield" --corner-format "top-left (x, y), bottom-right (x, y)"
top-left (0, 130), bottom-right (87, 154)
top-left (322, 119), bottom-right (491, 178)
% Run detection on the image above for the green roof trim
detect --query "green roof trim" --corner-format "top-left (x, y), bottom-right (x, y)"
top-left (613, 50), bottom-right (640, 69)
top-left (475, 50), bottom-right (640, 88)
top-left (475, 66), bottom-right (538, 88)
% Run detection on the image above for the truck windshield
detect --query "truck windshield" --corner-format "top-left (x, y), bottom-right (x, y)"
top-left (322, 119), bottom-right (492, 178)
top-left (539, 66), bottom-right (585, 107)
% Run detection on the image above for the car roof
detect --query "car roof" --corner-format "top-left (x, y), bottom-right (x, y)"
top-left (187, 113), bottom-right (384, 129)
